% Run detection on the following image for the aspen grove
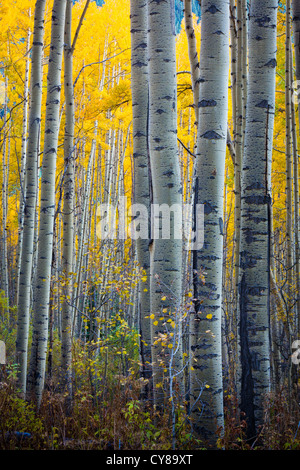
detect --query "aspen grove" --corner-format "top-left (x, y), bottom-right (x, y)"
top-left (0, 0), bottom-right (300, 451)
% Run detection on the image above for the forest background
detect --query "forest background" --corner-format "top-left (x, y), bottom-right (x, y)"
top-left (0, 0), bottom-right (299, 451)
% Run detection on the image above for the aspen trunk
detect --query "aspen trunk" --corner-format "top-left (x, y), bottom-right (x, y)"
top-left (239, 0), bottom-right (277, 438)
top-left (28, 0), bottom-right (67, 408)
top-left (16, 0), bottom-right (46, 397)
top-left (147, 0), bottom-right (183, 407)
top-left (285, 0), bottom-right (294, 315)
top-left (15, 26), bottom-right (31, 305)
top-left (1, 77), bottom-right (10, 305)
top-left (61, 0), bottom-right (75, 405)
top-left (183, 0), bottom-right (200, 125)
top-left (232, 3), bottom-right (247, 391)
top-left (292, 0), bottom-right (300, 333)
top-left (130, 0), bottom-right (152, 390)
top-left (190, 0), bottom-right (229, 446)
top-left (72, 128), bottom-right (96, 336)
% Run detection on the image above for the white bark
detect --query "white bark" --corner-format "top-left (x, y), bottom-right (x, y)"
top-left (61, 0), bottom-right (75, 404)
top-left (130, 0), bottom-right (152, 389)
top-left (16, 0), bottom-right (46, 397)
top-left (15, 26), bottom-right (31, 305)
top-left (147, 0), bottom-right (183, 406)
top-left (239, 0), bottom-right (277, 437)
top-left (285, 0), bottom-right (294, 310)
top-left (1, 77), bottom-right (9, 306)
top-left (183, 0), bottom-right (200, 125)
top-left (190, 0), bottom-right (229, 445)
top-left (28, 0), bottom-right (67, 407)
top-left (292, 0), bottom-right (300, 332)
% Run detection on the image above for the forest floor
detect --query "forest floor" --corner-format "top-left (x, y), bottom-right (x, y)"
top-left (0, 367), bottom-right (300, 451)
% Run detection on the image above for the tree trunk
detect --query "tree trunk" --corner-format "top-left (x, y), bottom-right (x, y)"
top-left (239, 0), bottom-right (277, 439)
top-left (292, 0), bottom-right (300, 335)
top-left (183, 0), bottom-right (200, 125)
top-left (61, 0), bottom-right (75, 408)
top-left (285, 0), bottom-right (294, 317)
top-left (1, 77), bottom-right (10, 306)
top-left (147, 0), bottom-right (183, 408)
top-left (15, 26), bottom-right (31, 305)
top-left (16, 0), bottom-right (46, 398)
top-left (190, 0), bottom-right (229, 446)
top-left (130, 0), bottom-right (152, 394)
top-left (27, 0), bottom-right (67, 408)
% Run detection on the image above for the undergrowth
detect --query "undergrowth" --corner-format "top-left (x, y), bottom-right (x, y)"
top-left (0, 362), bottom-right (300, 450)
top-left (0, 307), bottom-right (299, 450)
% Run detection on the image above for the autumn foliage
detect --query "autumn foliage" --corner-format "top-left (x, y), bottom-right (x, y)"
top-left (0, 0), bottom-right (299, 451)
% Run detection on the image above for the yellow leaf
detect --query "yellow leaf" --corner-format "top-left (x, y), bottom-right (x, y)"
top-left (206, 314), bottom-right (213, 320)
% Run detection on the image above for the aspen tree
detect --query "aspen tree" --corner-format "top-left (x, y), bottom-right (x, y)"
top-left (130, 0), bottom-right (152, 389)
top-left (287, 0), bottom-right (300, 394)
top-left (292, 0), bottom-right (300, 332)
top-left (190, 0), bottom-right (229, 445)
top-left (72, 128), bottom-right (96, 336)
top-left (15, 26), bottom-right (31, 305)
top-left (1, 77), bottom-right (9, 306)
top-left (233, 0), bottom-right (244, 298)
top-left (183, 0), bottom-right (200, 125)
top-left (283, 0), bottom-right (296, 402)
top-left (230, 0), bottom-right (237, 141)
top-left (16, 0), bottom-right (46, 397)
top-left (147, 0), bottom-right (183, 406)
top-left (239, 0), bottom-right (277, 438)
top-left (229, 2), bottom-right (248, 383)
top-left (285, 0), bottom-right (294, 315)
top-left (27, 0), bottom-right (67, 407)
top-left (61, 0), bottom-right (75, 405)
top-left (290, 53), bottom-right (300, 332)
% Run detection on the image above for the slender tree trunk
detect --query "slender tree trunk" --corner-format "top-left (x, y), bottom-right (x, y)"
top-left (230, 0), bottom-right (237, 142)
top-left (27, 0), bottom-right (67, 408)
top-left (190, 0), bottom-right (229, 446)
top-left (239, 0), bottom-right (277, 439)
top-left (233, 3), bottom-right (248, 396)
top-left (292, 0), bottom-right (300, 334)
top-left (16, 0), bottom-right (46, 398)
top-left (183, 0), bottom-right (200, 125)
top-left (233, 0), bottom-right (244, 297)
top-left (147, 0), bottom-right (183, 408)
top-left (61, 0), bottom-right (75, 408)
top-left (15, 26), bottom-right (31, 305)
top-left (285, 0), bottom-right (294, 317)
top-left (130, 0), bottom-right (152, 393)
top-left (72, 127), bottom-right (96, 336)
top-left (1, 77), bottom-right (10, 305)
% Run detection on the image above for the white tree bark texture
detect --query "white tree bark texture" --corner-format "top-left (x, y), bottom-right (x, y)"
top-left (147, 0), bottom-right (184, 407)
top-left (16, 0), bottom-right (47, 398)
top-left (190, 0), bottom-right (230, 446)
top-left (239, 0), bottom-right (277, 438)
top-left (130, 0), bottom-right (152, 391)
top-left (27, 0), bottom-right (67, 408)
